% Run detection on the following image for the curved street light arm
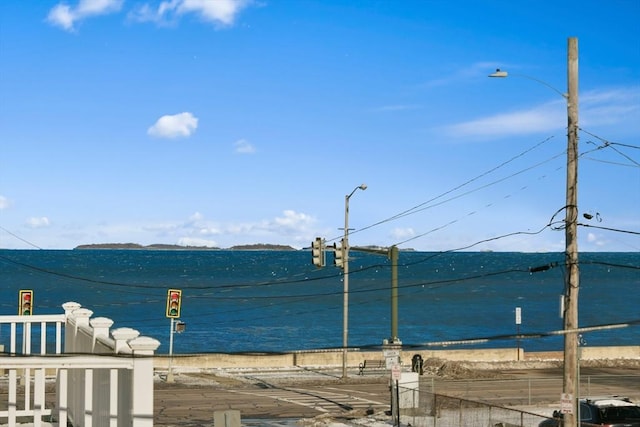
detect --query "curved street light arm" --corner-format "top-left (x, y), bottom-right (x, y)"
top-left (489, 69), bottom-right (567, 99)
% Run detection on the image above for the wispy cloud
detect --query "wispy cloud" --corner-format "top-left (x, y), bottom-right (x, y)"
top-left (580, 87), bottom-right (640, 128)
top-left (444, 86), bottom-right (640, 139)
top-left (234, 139), bottom-right (256, 154)
top-left (446, 100), bottom-right (565, 138)
top-left (147, 112), bottom-right (198, 138)
top-left (271, 210), bottom-right (314, 231)
top-left (390, 227), bottom-right (416, 241)
top-left (47, 0), bottom-right (123, 32)
top-left (0, 195), bottom-right (10, 210)
top-left (129, 210), bottom-right (317, 248)
top-left (25, 217), bottom-right (51, 229)
top-left (177, 236), bottom-right (218, 247)
top-left (129, 0), bottom-right (251, 27)
top-left (47, 0), bottom-right (252, 31)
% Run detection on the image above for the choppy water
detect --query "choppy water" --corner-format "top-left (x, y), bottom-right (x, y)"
top-left (1, 250), bottom-right (638, 354)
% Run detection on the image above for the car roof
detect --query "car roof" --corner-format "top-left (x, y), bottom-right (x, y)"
top-left (583, 398), bottom-right (637, 408)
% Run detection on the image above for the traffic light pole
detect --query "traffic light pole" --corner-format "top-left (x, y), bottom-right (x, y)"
top-left (165, 288), bottom-right (183, 383)
top-left (168, 318), bottom-right (175, 383)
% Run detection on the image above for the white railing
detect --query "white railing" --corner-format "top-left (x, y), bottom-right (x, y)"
top-left (0, 302), bottom-right (160, 427)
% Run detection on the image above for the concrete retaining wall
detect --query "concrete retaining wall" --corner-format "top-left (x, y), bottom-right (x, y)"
top-left (154, 346), bottom-right (640, 370)
top-left (581, 345), bottom-right (640, 360)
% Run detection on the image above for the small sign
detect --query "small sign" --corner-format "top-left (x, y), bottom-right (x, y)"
top-left (386, 356), bottom-right (399, 369)
top-left (383, 349), bottom-right (400, 358)
top-left (515, 307), bottom-right (522, 325)
top-left (561, 393), bottom-right (573, 414)
top-left (384, 349), bottom-right (400, 369)
top-left (391, 363), bottom-right (402, 381)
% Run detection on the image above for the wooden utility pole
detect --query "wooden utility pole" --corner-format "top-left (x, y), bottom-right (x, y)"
top-left (563, 36), bottom-right (580, 427)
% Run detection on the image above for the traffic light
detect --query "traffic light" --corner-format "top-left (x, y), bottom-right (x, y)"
top-left (166, 289), bottom-right (182, 318)
top-left (18, 290), bottom-right (33, 315)
top-left (311, 237), bottom-right (325, 267)
top-left (334, 239), bottom-right (345, 269)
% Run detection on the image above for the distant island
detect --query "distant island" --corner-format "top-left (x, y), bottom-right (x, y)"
top-left (74, 243), bottom-right (297, 251)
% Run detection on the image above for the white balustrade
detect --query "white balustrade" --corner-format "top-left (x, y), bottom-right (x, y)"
top-left (0, 302), bottom-right (160, 427)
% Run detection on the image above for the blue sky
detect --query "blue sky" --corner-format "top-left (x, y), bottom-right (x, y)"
top-left (1, 0), bottom-right (638, 252)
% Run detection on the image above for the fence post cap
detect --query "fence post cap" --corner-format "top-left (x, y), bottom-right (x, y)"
top-left (129, 336), bottom-right (161, 354)
top-left (70, 307), bottom-right (94, 323)
top-left (111, 327), bottom-right (140, 341)
top-left (90, 317), bottom-right (114, 328)
top-left (62, 301), bottom-right (82, 314)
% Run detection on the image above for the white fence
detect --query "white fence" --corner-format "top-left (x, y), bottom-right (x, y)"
top-left (1, 302), bottom-right (160, 427)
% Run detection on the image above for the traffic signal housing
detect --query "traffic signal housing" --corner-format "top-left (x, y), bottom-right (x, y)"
top-left (311, 237), bottom-right (325, 267)
top-left (19, 290), bottom-right (33, 315)
top-left (166, 289), bottom-right (182, 318)
top-left (334, 239), bottom-right (345, 269)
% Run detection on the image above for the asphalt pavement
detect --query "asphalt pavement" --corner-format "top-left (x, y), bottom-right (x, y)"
top-left (153, 366), bottom-right (640, 427)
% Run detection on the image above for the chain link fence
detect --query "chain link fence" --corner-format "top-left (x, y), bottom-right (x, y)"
top-left (397, 390), bottom-right (551, 427)
top-left (393, 374), bottom-right (640, 427)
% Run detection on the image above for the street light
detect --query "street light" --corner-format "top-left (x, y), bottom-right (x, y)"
top-left (490, 37), bottom-right (580, 426)
top-left (342, 183), bottom-right (367, 379)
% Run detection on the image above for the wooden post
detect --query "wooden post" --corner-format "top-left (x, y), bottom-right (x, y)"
top-left (562, 36), bottom-right (580, 427)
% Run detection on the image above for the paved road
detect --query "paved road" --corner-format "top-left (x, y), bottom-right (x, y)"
top-left (155, 372), bottom-right (392, 426)
top-left (155, 380), bottom-right (391, 426)
top-left (153, 367), bottom-right (640, 427)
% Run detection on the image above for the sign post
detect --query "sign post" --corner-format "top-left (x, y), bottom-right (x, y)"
top-left (166, 289), bottom-right (183, 383)
top-left (515, 307), bottom-right (522, 361)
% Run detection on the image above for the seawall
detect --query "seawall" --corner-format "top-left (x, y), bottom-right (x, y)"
top-left (154, 345), bottom-right (640, 370)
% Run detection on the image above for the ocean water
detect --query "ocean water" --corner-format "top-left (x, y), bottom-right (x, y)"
top-left (0, 249), bottom-right (638, 355)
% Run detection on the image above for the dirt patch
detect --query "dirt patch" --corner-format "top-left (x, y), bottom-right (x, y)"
top-left (420, 357), bottom-right (504, 379)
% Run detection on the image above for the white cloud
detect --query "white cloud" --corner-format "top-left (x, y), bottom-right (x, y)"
top-left (445, 86), bottom-right (640, 139)
top-left (234, 139), bottom-right (256, 154)
top-left (177, 237), bottom-right (218, 247)
top-left (147, 112), bottom-right (198, 138)
top-left (0, 195), bottom-right (10, 210)
top-left (273, 210), bottom-right (314, 229)
top-left (169, 210), bottom-right (316, 248)
top-left (446, 101), bottom-right (564, 138)
top-left (47, 0), bottom-right (123, 32)
top-left (188, 211), bottom-right (204, 222)
top-left (581, 87), bottom-right (640, 128)
top-left (130, 0), bottom-right (250, 27)
top-left (25, 217), bottom-right (51, 229)
top-left (390, 227), bottom-right (416, 241)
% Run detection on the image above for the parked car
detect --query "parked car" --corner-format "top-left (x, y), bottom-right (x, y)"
top-left (539, 397), bottom-right (640, 426)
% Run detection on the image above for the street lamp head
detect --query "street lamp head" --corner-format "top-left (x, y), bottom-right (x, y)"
top-left (489, 68), bottom-right (508, 78)
top-left (347, 183), bottom-right (367, 199)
